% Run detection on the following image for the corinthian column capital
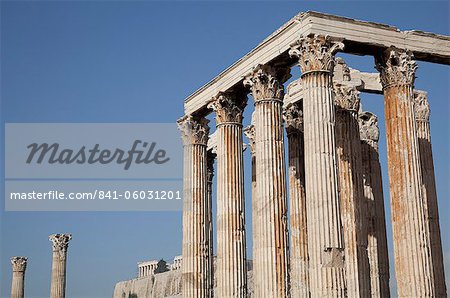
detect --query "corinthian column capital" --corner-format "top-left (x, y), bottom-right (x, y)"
top-left (11, 257), bottom-right (27, 272)
top-left (177, 115), bottom-right (210, 146)
top-left (243, 64), bottom-right (290, 102)
top-left (243, 125), bottom-right (255, 156)
top-left (375, 47), bottom-right (418, 88)
top-left (208, 91), bottom-right (247, 125)
top-left (334, 83), bottom-right (360, 112)
top-left (359, 112), bottom-right (379, 143)
top-left (289, 34), bottom-right (344, 73)
top-left (413, 91), bottom-right (430, 122)
top-left (283, 102), bottom-right (303, 134)
top-left (49, 234), bottom-right (72, 252)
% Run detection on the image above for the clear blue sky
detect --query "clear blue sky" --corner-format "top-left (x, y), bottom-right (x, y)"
top-left (1, 1), bottom-right (449, 297)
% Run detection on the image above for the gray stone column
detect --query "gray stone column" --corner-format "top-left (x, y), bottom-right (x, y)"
top-left (177, 116), bottom-right (211, 298)
top-left (209, 91), bottom-right (248, 297)
top-left (283, 102), bottom-right (309, 297)
top-left (289, 34), bottom-right (346, 297)
top-left (244, 65), bottom-right (290, 298)
top-left (10, 257), bottom-right (27, 298)
top-left (334, 83), bottom-right (371, 297)
top-left (413, 91), bottom-right (447, 297)
top-left (49, 233), bottom-right (72, 298)
top-left (358, 111), bottom-right (390, 297)
top-left (206, 150), bottom-right (216, 297)
top-left (375, 47), bottom-right (435, 297)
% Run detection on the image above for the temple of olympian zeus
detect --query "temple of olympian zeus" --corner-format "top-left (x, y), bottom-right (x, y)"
top-left (177, 11), bottom-right (449, 298)
top-left (9, 234), bottom-right (72, 298)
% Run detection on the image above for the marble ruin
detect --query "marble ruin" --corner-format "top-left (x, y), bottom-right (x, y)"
top-left (177, 11), bottom-right (449, 298)
top-left (49, 233), bottom-right (72, 298)
top-left (10, 257), bottom-right (27, 298)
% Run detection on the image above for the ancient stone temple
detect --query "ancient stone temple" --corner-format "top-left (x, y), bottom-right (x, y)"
top-left (177, 11), bottom-right (449, 298)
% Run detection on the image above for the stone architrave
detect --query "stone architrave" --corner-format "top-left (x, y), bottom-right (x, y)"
top-left (49, 234), bottom-right (72, 298)
top-left (244, 64), bottom-right (290, 298)
top-left (376, 47), bottom-right (435, 297)
top-left (289, 34), bottom-right (346, 297)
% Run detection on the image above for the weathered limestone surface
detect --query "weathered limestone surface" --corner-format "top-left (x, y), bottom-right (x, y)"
top-left (334, 82), bottom-right (371, 297)
top-left (184, 11), bottom-right (450, 115)
top-left (177, 116), bottom-right (211, 298)
top-left (290, 34), bottom-right (346, 297)
top-left (10, 257), bottom-right (27, 298)
top-left (244, 64), bottom-right (290, 297)
top-left (283, 102), bottom-right (309, 297)
top-left (209, 92), bottom-right (248, 297)
top-left (413, 91), bottom-right (447, 297)
top-left (49, 234), bottom-right (72, 298)
top-left (376, 47), bottom-right (435, 297)
top-left (359, 111), bottom-right (390, 298)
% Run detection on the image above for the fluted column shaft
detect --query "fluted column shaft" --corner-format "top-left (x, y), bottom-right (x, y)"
top-left (49, 234), bottom-right (72, 298)
top-left (244, 65), bottom-right (290, 298)
top-left (209, 92), bottom-right (247, 297)
top-left (414, 92), bottom-right (447, 297)
top-left (376, 47), bottom-right (435, 297)
top-left (359, 111), bottom-right (390, 297)
top-left (334, 83), bottom-right (371, 297)
top-left (177, 116), bottom-right (211, 298)
top-left (206, 152), bottom-right (215, 298)
top-left (11, 257), bottom-right (27, 298)
top-left (290, 35), bottom-right (346, 297)
top-left (284, 103), bottom-right (309, 297)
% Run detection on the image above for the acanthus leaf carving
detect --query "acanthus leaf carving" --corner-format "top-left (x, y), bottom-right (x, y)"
top-left (358, 111), bottom-right (379, 143)
top-left (283, 102), bottom-right (304, 134)
top-left (289, 34), bottom-right (344, 73)
top-left (243, 64), bottom-right (290, 102)
top-left (177, 115), bottom-right (210, 146)
top-left (11, 256), bottom-right (27, 272)
top-left (413, 91), bottom-right (430, 122)
top-left (207, 91), bottom-right (247, 124)
top-left (243, 125), bottom-right (255, 156)
top-left (49, 233), bottom-right (72, 253)
top-left (334, 83), bottom-right (360, 112)
top-left (375, 46), bottom-right (417, 88)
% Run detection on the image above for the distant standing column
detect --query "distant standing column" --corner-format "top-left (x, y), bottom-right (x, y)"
top-left (244, 65), bottom-right (290, 297)
top-left (358, 111), bottom-right (390, 297)
top-left (283, 102), bottom-right (309, 297)
top-left (413, 91), bottom-right (447, 297)
top-left (177, 115), bottom-right (211, 298)
top-left (10, 257), bottom-right (27, 298)
top-left (49, 233), bottom-right (72, 298)
top-left (375, 47), bottom-right (435, 297)
top-left (334, 83), bottom-right (371, 297)
top-left (206, 150), bottom-right (216, 297)
top-left (209, 91), bottom-right (248, 297)
top-left (289, 35), bottom-right (346, 297)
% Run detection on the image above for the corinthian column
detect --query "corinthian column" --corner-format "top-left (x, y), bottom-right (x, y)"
top-left (283, 102), bottom-right (309, 297)
top-left (49, 233), bottom-right (72, 298)
top-left (334, 83), bottom-right (371, 297)
top-left (177, 116), bottom-right (211, 298)
top-left (244, 65), bottom-right (290, 298)
top-left (206, 150), bottom-right (216, 298)
top-left (10, 257), bottom-right (27, 298)
top-left (208, 92), bottom-right (247, 297)
top-left (375, 47), bottom-right (435, 297)
top-left (289, 35), bottom-right (346, 297)
top-left (359, 111), bottom-right (390, 297)
top-left (413, 91), bottom-right (447, 297)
